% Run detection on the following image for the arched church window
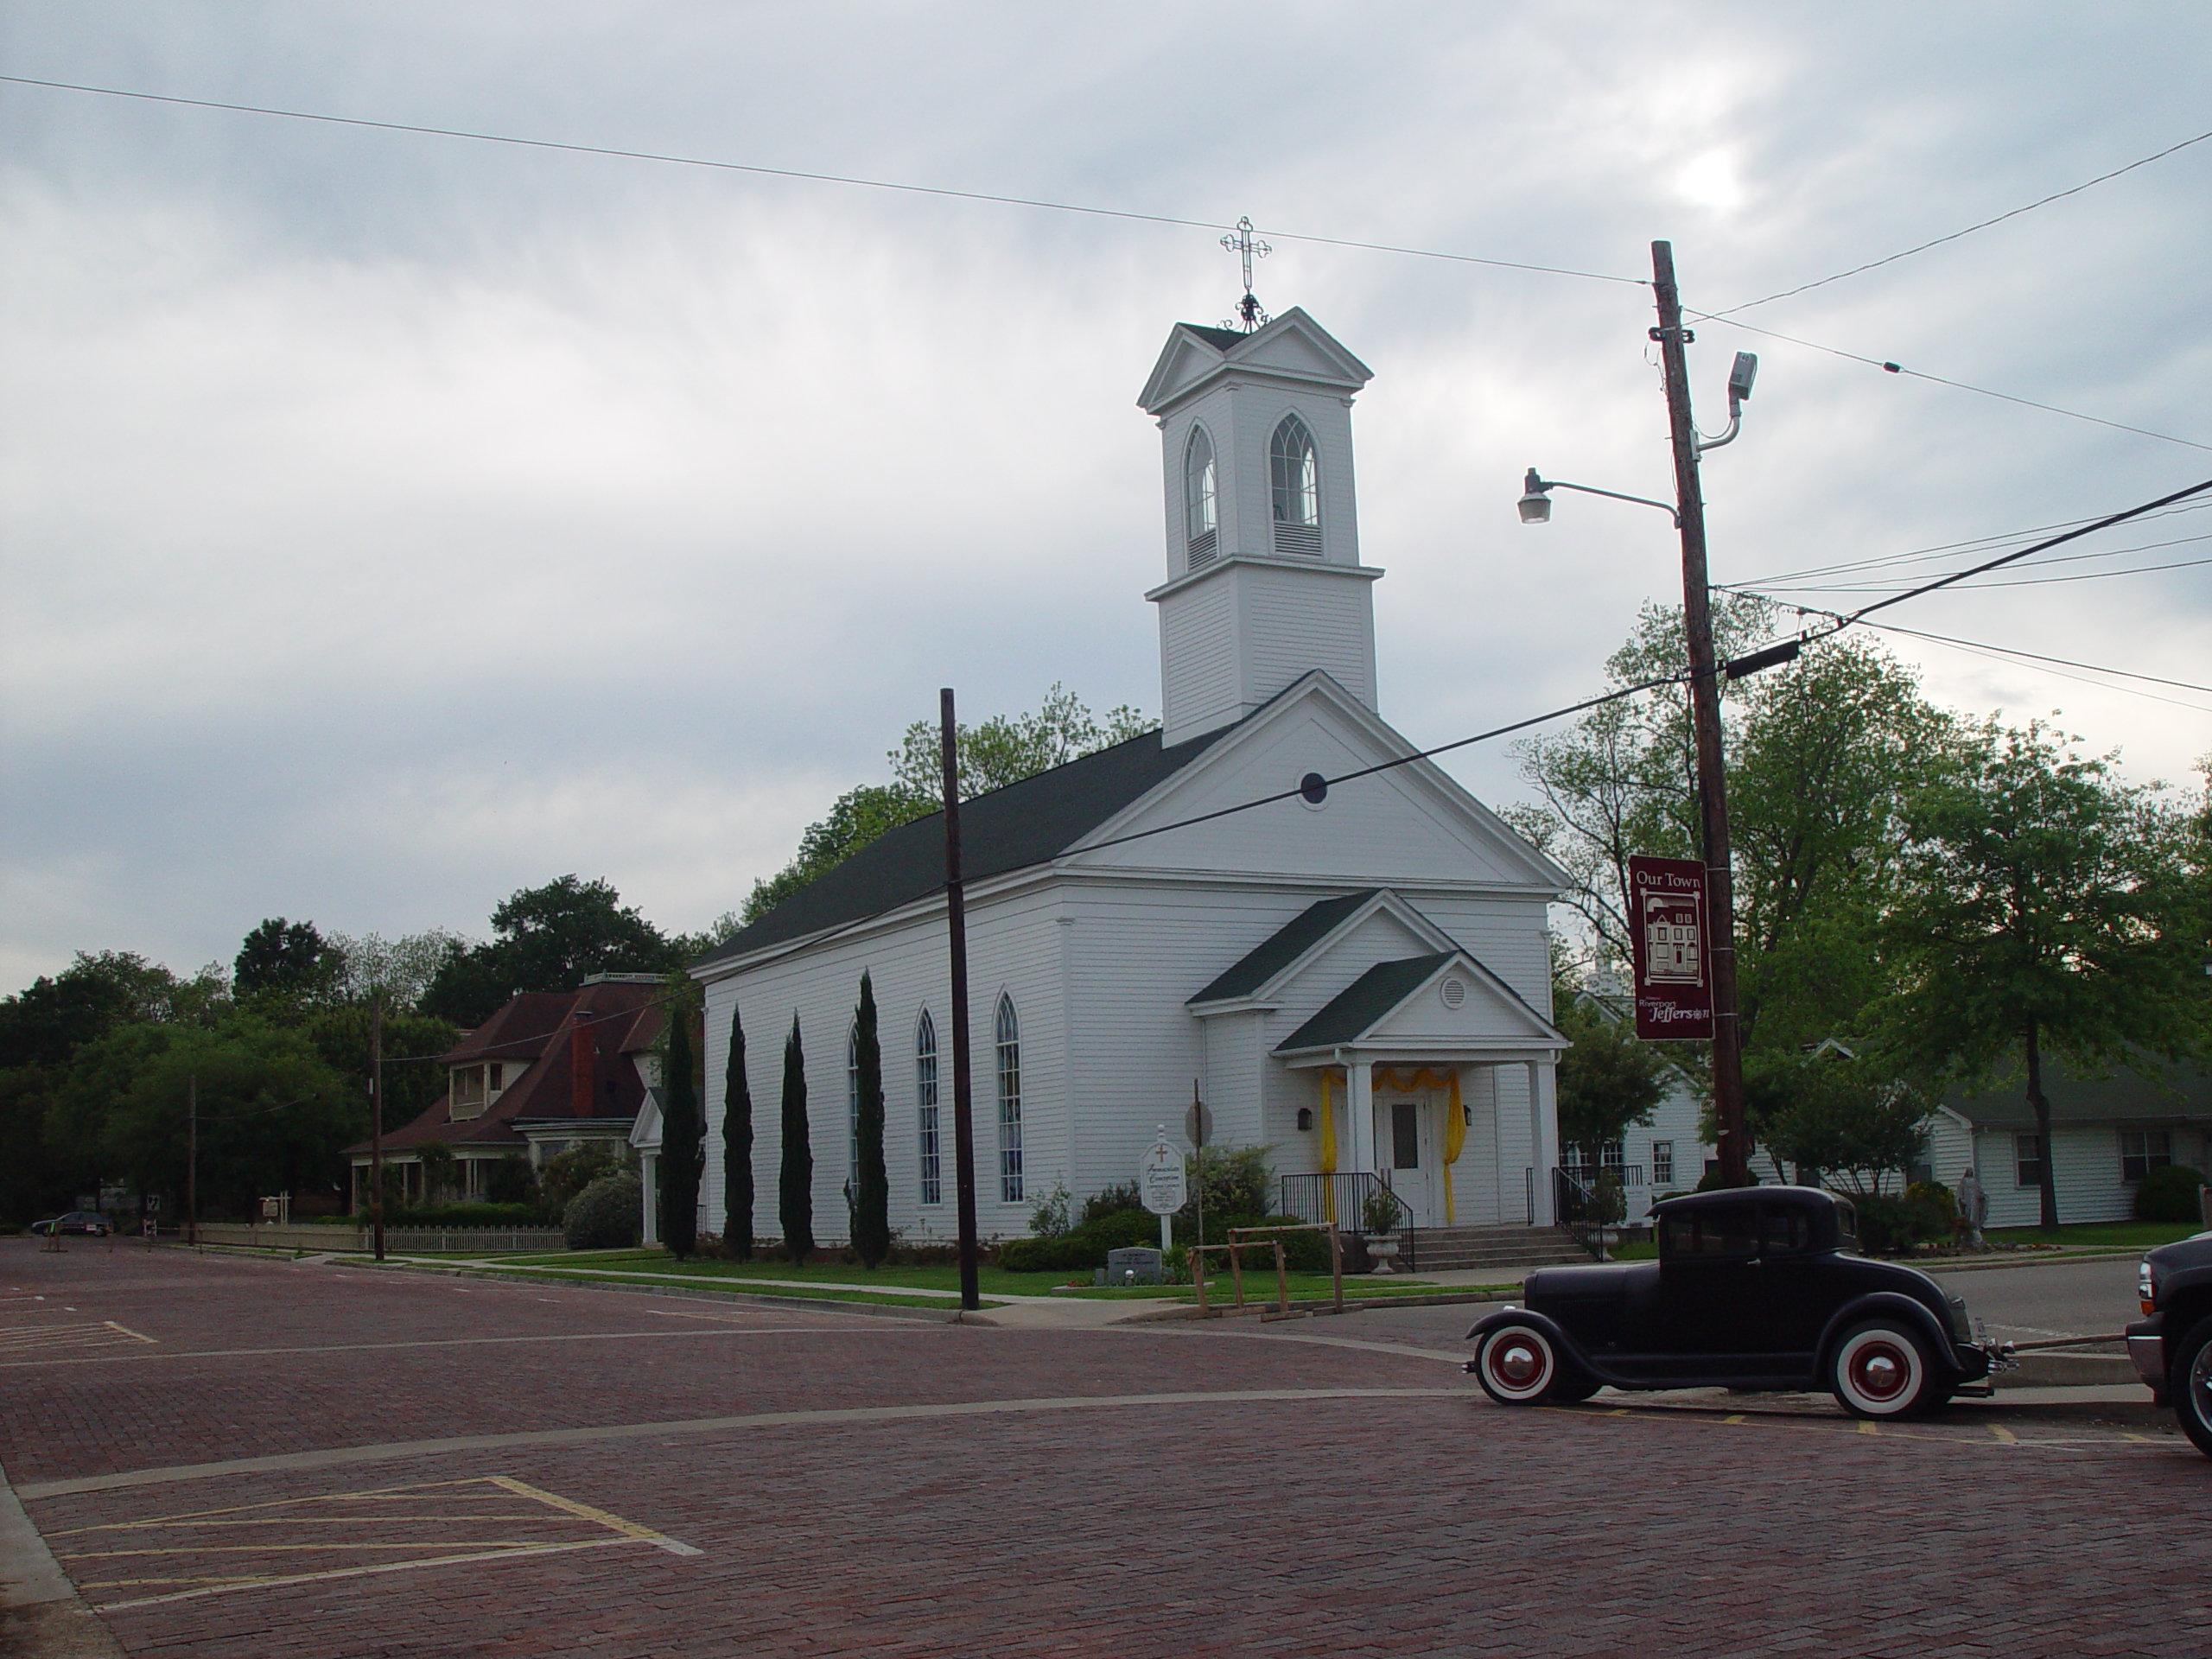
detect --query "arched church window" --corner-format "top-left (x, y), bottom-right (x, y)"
top-left (1269, 414), bottom-right (1321, 556)
top-left (847, 1022), bottom-right (861, 1187)
top-left (1184, 424), bottom-right (1217, 569)
top-left (916, 1010), bottom-right (941, 1205)
top-left (995, 995), bottom-right (1024, 1204)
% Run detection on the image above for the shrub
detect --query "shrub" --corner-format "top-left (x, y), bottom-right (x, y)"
top-left (1904, 1180), bottom-right (1957, 1224)
top-left (2134, 1164), bottom-right (2208, 1224)
top-left (999, 1208), bottom-right (1162, 1272)
top-left (1028, 1180), bottom-right (1072, 1238)
top-left (563, 1173), bottom-right (643, 1250)
top-left (1849, 1191), bottom-right (1950, 1255)
top-left (483, 1154), bottom-right (534, 1206)
top-left (1078, 1181), bottom-right (1144, 1227)
top-left (539, 1144), bottom-right (620, 1213)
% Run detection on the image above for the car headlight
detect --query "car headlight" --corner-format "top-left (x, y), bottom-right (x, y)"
top-left (2139, 1256), bottom-right (2158, 1316)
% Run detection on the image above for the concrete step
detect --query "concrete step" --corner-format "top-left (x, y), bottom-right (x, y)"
top-left (1398, 1225), bottom-right (1592, 1272)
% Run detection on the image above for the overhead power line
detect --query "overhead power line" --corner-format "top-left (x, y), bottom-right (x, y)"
top-left (1724, 501), bottom-right (2212, 590)
top-left (0, 73), bottom-right (1642, 288)
top-left (1852, 620), bottom-right (2212, 699)
top-left (1682, 311), bottom-right (2212, 454)
top-left (1707, 124), bottom-right (2212, 317)
top-left (12, 74), bottom-right (2205, 459)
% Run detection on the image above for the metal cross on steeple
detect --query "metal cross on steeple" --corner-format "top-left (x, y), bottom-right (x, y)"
top-left (1220, 215), bottom-right (1272, 333)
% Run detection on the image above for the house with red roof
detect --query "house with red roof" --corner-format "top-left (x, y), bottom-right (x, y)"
top-left (346, 973), bottom-right (666, 1209)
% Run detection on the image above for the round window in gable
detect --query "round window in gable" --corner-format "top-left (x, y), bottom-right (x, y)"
top-left (1439, 977), bottom-right (1467, 1010)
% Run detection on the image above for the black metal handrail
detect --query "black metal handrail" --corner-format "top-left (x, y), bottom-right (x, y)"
top-left (1278, 1173), bottom-right (1416, 1273)
top-left (1553, 1166), bottom-right (1605, 1259)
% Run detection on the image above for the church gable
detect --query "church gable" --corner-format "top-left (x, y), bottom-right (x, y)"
top-left (1137, 308), bottom-right (1372, 415)
top-left (1066, 672), bottom-right (1567, 892)
top-left (1189, 888), bottom-right (1458, 1011)
top-left (1274, 949), bottom-right (1564, 1057)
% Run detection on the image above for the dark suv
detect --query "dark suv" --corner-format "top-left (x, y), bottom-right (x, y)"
top-left (1467, 1186), bottom-right (2005, 1420)
top-left (2127, 1229), bottom-right (2212, 1459)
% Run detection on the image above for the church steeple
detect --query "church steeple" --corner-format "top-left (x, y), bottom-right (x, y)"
top-left (1136, 308), bottom-right (1382, 746)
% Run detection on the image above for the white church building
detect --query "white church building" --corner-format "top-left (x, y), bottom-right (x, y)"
top-left (690, 307), bottom-right (1573, 1246)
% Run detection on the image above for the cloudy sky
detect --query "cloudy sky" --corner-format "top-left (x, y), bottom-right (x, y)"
top-left (3, 2), bottom-right (2208, 990)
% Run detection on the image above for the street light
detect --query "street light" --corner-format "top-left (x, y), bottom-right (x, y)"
top-left (1517, 242), bottom-right (1761, 1188)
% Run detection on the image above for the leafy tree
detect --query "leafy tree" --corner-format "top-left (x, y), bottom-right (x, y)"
top-left (742, 686), bottom-right (1157, 924)
top-left (779, 1015), bottom-right (814, 1264)
top-left (536, 1143), bottom-right (620, 1214)
top-left (234, 918), bottom-right (346, 1007)
top-left (849, 973), bottom-right (890, 1268)
top-left (1554, 990), bottom-right (1671, 1170)
top-left (1880, 719), bottom-right (2202, 1230)
top-left (414, 1139), bottom-right (457, 1203)
top-left (46, 1013), bottom-right (358, 1215)
top-left (887, 682), bottom-right (1156, 802)
top-left (661, 998), bottom-right (704, 1260)
top-left (0, 951), bottom-right (228, 1070)
top-left (325, 929), bottom-right (469, 1012)
top-left (421, 875), bottom-right (679, 1027)
top-left (303, 1006), bottom-right (458, 1133)
top-left (1750, 1054), bottom-right (1933, 1196)
top-left (722, 1003), bottom-right (754, 1259)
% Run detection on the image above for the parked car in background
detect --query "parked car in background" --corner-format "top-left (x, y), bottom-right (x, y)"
top-left (29, 1211), bottom-right (113, 1237)
top-left (1467, 1186), bottom-right (2009, 1420)
top-left (2127, 1229), bottom-right (2212, 1460)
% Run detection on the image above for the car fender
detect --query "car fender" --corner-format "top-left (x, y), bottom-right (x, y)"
top-left (1815, 1292), bottom-right (1967, 1381)
top-left (1465, 1306), bottom-right (1643, 1390)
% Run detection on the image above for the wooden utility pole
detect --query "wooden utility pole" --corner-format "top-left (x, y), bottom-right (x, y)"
top-left (1649, 239), bottom-right (1749, 1187)
top-left (371, 992), bottom-right (387, 1262)
top-left (186, 1073), bottom-right (198, 1247)
top-left (939, 689), bottom-right (982, 1311)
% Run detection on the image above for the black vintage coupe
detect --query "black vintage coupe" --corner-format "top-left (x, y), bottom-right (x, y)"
top-left (1466, 1186), bottom-right (2005, 1420)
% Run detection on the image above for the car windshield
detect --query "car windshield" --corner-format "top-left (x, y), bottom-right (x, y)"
top-left (1661, 1205), bottom-right (1758, 1257)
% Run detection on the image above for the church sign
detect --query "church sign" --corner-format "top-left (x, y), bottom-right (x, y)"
top-left (1628, 855), bottom-right (1713, 1040)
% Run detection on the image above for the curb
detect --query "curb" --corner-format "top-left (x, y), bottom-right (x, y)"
top-left (0, 1464), bottom-right (126, 1658)
top-left (330, 1259), bottom-right (971, 1324)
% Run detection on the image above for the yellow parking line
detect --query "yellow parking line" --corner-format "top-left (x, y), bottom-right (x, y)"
top-left (1722, 1414), bottom-right (1745, 1425)
top-left (89, 1538), bottom-right (632, 1611)
top-left (1989, 1425), bottom-right (2018, 1444)
top-left (487, 1476), bottom-right (703, 1556)
top-left (1858, 1421), bottom-right (1879, 1435)
top-left (65, 1542), bottom-right (569, 1559)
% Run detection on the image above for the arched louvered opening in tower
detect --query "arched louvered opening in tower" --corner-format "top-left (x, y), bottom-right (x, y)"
top-left (1269, 414), bottom-right (1321, 556)
top-left (1184, 423), bottom-right (1217, 568)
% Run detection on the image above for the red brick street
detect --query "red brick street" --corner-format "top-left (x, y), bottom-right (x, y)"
top-left (3, 1241), bottom-right (2204, 1658)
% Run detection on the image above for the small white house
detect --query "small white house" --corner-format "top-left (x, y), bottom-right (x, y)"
top-left (1560, 988), bottom-right (1718, 1225)
top-left (1925, 1061), bottom-right (2212, 1228)
top-left (691, 307), bottom-right (1573, 1246)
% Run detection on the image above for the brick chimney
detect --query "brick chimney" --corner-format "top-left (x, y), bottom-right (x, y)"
top-left (570, 1012), bottom-right (594, 1118)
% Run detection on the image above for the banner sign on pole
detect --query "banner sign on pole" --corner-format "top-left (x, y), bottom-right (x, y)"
top-left (1628, 855), bottom-right (1713, 1040)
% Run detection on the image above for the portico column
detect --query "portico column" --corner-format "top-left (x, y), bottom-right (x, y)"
top-left (1346, 1053), bottom-right (1376, 1175)
top-left (640, 1152), bottom-right (659, 1245)
top-left (1527, 1058), bottom-right (1557, 1225)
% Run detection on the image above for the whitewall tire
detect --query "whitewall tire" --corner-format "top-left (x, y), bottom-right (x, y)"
top-left (1475, 1323), bottom-right (1561, 1407)
top-left (1831, 1321), bottom-right (1938, 1420)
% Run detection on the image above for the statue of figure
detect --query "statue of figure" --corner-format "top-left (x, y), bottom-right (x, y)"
top-left (1956, 1166), bottom-right (1988, 1249)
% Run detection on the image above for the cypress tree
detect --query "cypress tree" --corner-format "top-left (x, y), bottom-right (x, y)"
top-left (779, 1014), bottom-right (814, 1265)
top-left (850, 972), bottom-right (890, 1268)
top-left (722, 1003), bottom-right (753, 1261)
top-left (661, 1001), bottom-right (703, 1260)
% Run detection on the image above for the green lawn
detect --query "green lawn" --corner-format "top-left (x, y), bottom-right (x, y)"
top-left (1985, 1220), bottom-right (2204, 1250)
top-left (490, 1267), bottom-right (1009, 1311)
top-left (459, 1249), bottom-right (1489, 1305)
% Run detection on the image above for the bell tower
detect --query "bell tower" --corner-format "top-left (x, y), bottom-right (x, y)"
top-left (1136, 308), bottom-right (1382, 746)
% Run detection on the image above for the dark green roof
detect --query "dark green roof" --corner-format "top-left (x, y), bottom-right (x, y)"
top-left (1942, 1060), bottom-right (2212, 1129)
top-left (1274, 952), bottom-right (1455, 1052)
top-left (1180, 323), bottom-right (1249, 351)
top-left (696, 726), bottom-right (1225, 965)
top-left (1188, 890), bottom-right (1379, 1006)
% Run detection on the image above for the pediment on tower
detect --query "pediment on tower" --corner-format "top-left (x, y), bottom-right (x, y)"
top-left (1062, 671), bottom-right (1572, 893)
top-left (1138, 307), bottom-right (1374, 415)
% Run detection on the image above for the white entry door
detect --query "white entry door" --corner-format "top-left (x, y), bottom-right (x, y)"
top-left (1375, 1099), bottom-right (1440, 1226)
